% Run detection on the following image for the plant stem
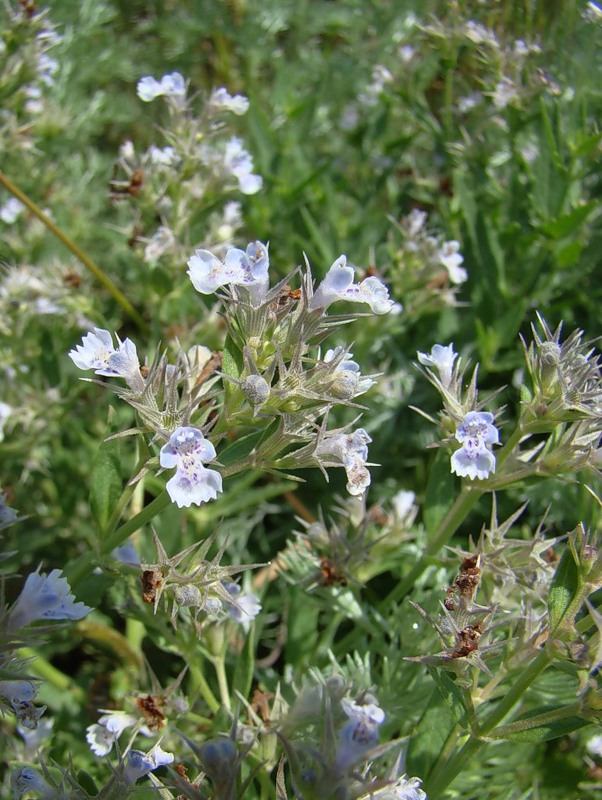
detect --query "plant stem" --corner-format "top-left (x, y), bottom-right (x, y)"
top-left (0, 170), bottom-right (148, 333)
top-left (425, 649), bottom-right (551, 798)
top-left (66, 491), bottom-right (171, 588)
top-left (388, 487), bottom-right (483, 604)
top-left (212, 654), bottom-right (232, 712)
top-left (188, 662), bottom-right (220, 714)
top-left (19, 646), bottom-right (85, 703)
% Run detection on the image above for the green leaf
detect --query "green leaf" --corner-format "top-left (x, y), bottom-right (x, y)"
top-left (540, 201), bottom-right (597, 240)
top-left (222, 334), bottom-right (244, 381)
top-left (407, 686), bottom-right (456, 779)
top-left (89, 438), bottom-right (123, 536)
top-left (218, 420), bottom-right (279, 467)
top-left (548, 544), bottom-right (580, 632)
top-left (423, 450), bottom-right (456, 536)
top-left (427, 666), bottom-right (469, 728)
top-left (232, 625), bottom-right (256, 698)
top-left (76, 770), bottom-right (99, 796)
top-left (493, 708), bottom-right (589, 742)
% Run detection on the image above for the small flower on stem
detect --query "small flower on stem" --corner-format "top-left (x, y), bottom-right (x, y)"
top-left (124, 743), bottom-right (174, 783)
top-left (310, 255), bottom-right (395, 315)
top-left (437, 241), bottom-right (467, 284)
top-left (159, 427), bottom-right (223, 507)
top-left (450, 411), bottom-right (500, 480)
top-left (86, 710), bottom-right (145, 757)
top-left (336, 697), bottom-right (385, 770)
top-left (317, 428), bottom-right (373, 496)
top-left (222, 581), bottom-right (262, 622)
top-left (187, 241), bottom-right (269, 305)
top-left (209, 87), bottom-right (250, 115)
top-left (137, 72), bottom-right (186, 103)
top-left (69, 328), bottom-right (144, 390)
top-left (417, 343), bottom-right (458, 388)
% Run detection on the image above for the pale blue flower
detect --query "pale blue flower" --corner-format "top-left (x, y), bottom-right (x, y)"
top-left (324, 347), bottom-right (376, 397)
top-left (7, 568), bottom-right (92, 630)
top-left (310, 255), bottom-right (394, 315)
top-left (317, 428), bottom-right (373, 496)
top-left (86, 710), bottom-right (147, 757)
top-left (417, 343), bottom-right (458, 387)
top-left (0, 401), bottom-right (12, 442)
top-left (124, 744), bottom-right (174, 784)
top-left (438, 240), bottom-right (467, 284)
top-left (137, 72), bottom-right (186, 103)
top-left (69, 328), bottom-right (143, 389)
top-left (222, 581), bottom-right (261, 622)
top-left (209, 87), bottom-right (250, 115)
top-left (336, 697), bottom-right (385, 770)
top-left (223, 136), bottom-right (263, 194)
top-left (11, 766), bottom-right (54, 798)
top-left (187, 241), bottom-right (269, 305)
top-left (451, 411), bottom-right (500, 480)
top-left (160, 427), bottom-right (223, 508)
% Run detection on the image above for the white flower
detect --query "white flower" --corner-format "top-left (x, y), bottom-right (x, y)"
top-left (124, 743), bottom-right (174, 784)
top-left (69, 328), bottom-right (144, 390)
top-left (0, 197), bottom-right (25, 224)
top-left (437, 241), bottom-right (467, 284)
top-left (147, 145), bottom-right (179, 167)
top-left (223, 136), bottom-right (263, 194)
top-left (417, 343), bottom-right (458, 387)
top-left (7, 569), bottom-right (92, 630)
top-left (160, 427), bottom-right (223, 508)
top-left (209, 87), bottom-right (250, 115)
top-left (317, 428), bottom-right (373, 496)
top-left (587, 733), bottom-right (602, 757)
top-left (405, 208), bottom-right (428, 236)
top-left (391, 489), bottom-right (417, 527)
top-left (492, 78), bottom-right (519, 109)
top-left (144, 226), bottom-right (176, 262)
top-left (324, 347), bottom-right (376, 398)
top-left (187, 241), bottom-right (269, 305)
top-left (0, 401), bottom-right (12, 442)
top-left (451, 411), bottom-right (500, 480)
top-left (86, 710), bottom-right (144, 757)
top-left (137, 72), bottom-right (186, 103)
top-left (310, 255), bottom-right (395, 315)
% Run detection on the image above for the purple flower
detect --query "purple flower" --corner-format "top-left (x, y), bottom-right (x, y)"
top-left (451, 411), bottom-right (500, 480)
top-left (124, 744), bottom-right (174, 784)
top-left (336, 697), bottom-right (385, 770)
top-left (7, 569), bottom-right (92, 630)
top-left (160, 427), bottom-right (223, 507)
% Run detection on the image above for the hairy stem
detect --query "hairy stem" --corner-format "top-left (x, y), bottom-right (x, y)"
top-left (0, 171), bottom-right (148, 333)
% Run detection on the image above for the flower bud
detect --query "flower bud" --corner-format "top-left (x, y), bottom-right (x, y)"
top-left (241, 374), bottom-right (270, 408)
top-left (174, 584), bottom-right (203, 607)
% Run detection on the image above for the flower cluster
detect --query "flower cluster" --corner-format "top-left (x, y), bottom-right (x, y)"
top-left (110, 73), bottom-right (261, 273)
top-left (69, 239), bottom-right (393, 505)
top-left (388, 209), bottom-right (468, 318)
